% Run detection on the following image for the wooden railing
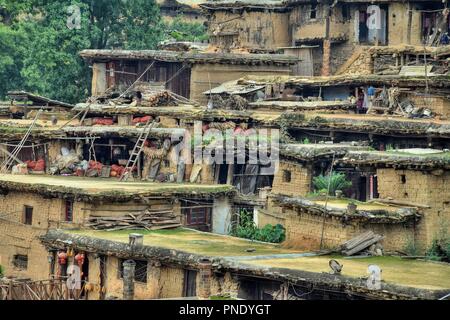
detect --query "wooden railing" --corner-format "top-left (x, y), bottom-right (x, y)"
top-left (0, 278), bottom-right (86, 300)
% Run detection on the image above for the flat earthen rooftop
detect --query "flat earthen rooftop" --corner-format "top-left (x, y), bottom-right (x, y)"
top-left (0, 174), bottom-right (234, 201)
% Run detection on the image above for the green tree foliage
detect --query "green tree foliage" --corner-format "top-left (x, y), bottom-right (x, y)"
top-left (426, 219), bottom-right (450, 262)
top-left (0, 0), bottom-right (166, 102)
top-left (231, 209), bottom-right (286, 244)
top-left (313, 172), bottom-right (352, 196)
top-left (167, 16), bottom-right (207, 42)
top-left (0, 264), bottom-right (4, 277)
top-left (0, 24), bottom-right (24, 97)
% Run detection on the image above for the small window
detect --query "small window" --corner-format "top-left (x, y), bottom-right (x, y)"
top-left (13, 255), bottom-right (28, 269)
top-left (65, 200), bottom-right (73, 222)
top-left (118, 259), bottom-right (148, 283)
top-left (23, 206), bottom-right (33, 225)
top-left (310, 1), bottom-right (318, 19)
top-left (400, 174), bottom-right (407, 184)
top-left (282, 170), bottom-right (292, 183)
top-left (188, 208), bottom-right (209, 225)
top-left (163, 160), bottom-right (170, 168)
top-left (341, 4), bottom-right (350, 20)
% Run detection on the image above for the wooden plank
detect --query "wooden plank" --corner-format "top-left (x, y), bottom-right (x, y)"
top-left (343, 235), bottom-right (384, 256)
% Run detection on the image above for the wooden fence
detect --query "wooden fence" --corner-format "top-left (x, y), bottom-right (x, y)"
top-left (0, 278), bottom-right (86, 300)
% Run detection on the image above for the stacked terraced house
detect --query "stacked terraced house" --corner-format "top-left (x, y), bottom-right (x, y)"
top-left (0, 0), bottom-right (449, 301)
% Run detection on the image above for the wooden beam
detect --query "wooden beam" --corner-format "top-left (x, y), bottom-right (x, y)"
top-left (0, 146), bottom-right (24, 165)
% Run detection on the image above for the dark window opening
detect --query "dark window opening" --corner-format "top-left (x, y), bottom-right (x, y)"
top-left (358, 176), bottom-right (368, 202)
top-left (183, 269), bottom-right (198, 297)
top-left (118, 259), bottom-right (148, 283)
top-left (13, 255), bottom-right (28, 269)
top-left (282, 170), bottom-right (292, 183)
top-left (163, 160), bottom-right (170, 168)
top-left (401, 174), bottom-right (407, 184)
top-left (80, 254), bottom-right (90, 299)
top-left (23, 206), bottom-right (33, 225)
top-left (238, 278), bottom-right (280, 300)
top-left (359, 10), bottom-right (369, 43)
top-left (217, 164), bottom-right (229, 185)
top-left (372, 175), bottom-right (380, 199)
top-left (341, 4), bottom-right (350, 21)
top-left (65, 200), bottom-right (73, 222)
top-left (99, 255), bottom-right (107, 300)
top-left (310, 1), bottom-right (318, 19)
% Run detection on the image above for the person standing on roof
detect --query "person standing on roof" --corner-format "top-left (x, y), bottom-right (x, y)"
top-left (367, 85), bottom-right (376, 114)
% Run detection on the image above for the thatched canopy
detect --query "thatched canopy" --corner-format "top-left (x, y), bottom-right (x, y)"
top-left (272, 195), bottom-right (422, 224)
top-left (280, 113), bottom-right (450, 138)
top-left (8, 91), bottom-right (75, 109)
top-left (280, 143), bottom-right (370, 162)
top-left (80, 49), bottom-right (298, 66)
top-left (0, 174), bottom-right (235, 203)
top-left (340, 149), bottom-right (450, 170)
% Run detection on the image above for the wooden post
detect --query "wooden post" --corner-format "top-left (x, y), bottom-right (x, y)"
top-left (123, 260), bottom-right (136, 300)
top-left (226, 164), bottom-right (234, 185)
top-left (407, 2), bottom-right (412, 45)
top-left (321, 2), bottom-right (332, 76)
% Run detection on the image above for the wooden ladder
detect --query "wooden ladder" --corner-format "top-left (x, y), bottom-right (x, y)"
top-left (0, 109), bottom-right (43, 173)
top-left (119, 119), bottom-right (156, 181)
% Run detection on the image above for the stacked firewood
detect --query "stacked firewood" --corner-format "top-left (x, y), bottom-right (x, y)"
top-left (340, 231), bottom-right (384, 256)
top-left (141, 91), bottom-right (174, 107)
top-left (86, 208), bottom-right (181, 231)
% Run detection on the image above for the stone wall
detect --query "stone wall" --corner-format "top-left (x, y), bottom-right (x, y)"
top-left (336, 47), bottom-right (374, 75)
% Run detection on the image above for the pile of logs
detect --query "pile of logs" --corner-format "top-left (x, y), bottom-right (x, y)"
top-left (340, 231), bottom-right (384, 256)
top-left (86, 208), bottom-right (181, 231)
top-left (140, 91), bottom-right (175, 107)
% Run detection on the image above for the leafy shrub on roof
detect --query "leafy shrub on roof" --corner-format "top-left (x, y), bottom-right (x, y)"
top-left (313, 172), bottom-right (352, 196)
top-left (231, 209), bottom-right (285, 244)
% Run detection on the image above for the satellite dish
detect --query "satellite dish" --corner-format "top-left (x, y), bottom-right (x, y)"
top-left (329, 259), bottom-right (343, 275)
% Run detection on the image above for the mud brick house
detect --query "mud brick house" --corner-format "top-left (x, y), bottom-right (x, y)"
top-left (157, 0), bottom-right (206, 23)
top-left (80, 49), bottom-right (297, 104)
top-left (201, 0), bottom-right (450, 75)
top-left (234, 74), bottom-right (450, 149)
top-left (338, 149), bottom-right (450, 251)
top-left (0, 174), bottom-right (233, 281)
top-left (39, 228), bottom-right (450, 300)
top-left (261, 145), bottom-right (450, 253)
